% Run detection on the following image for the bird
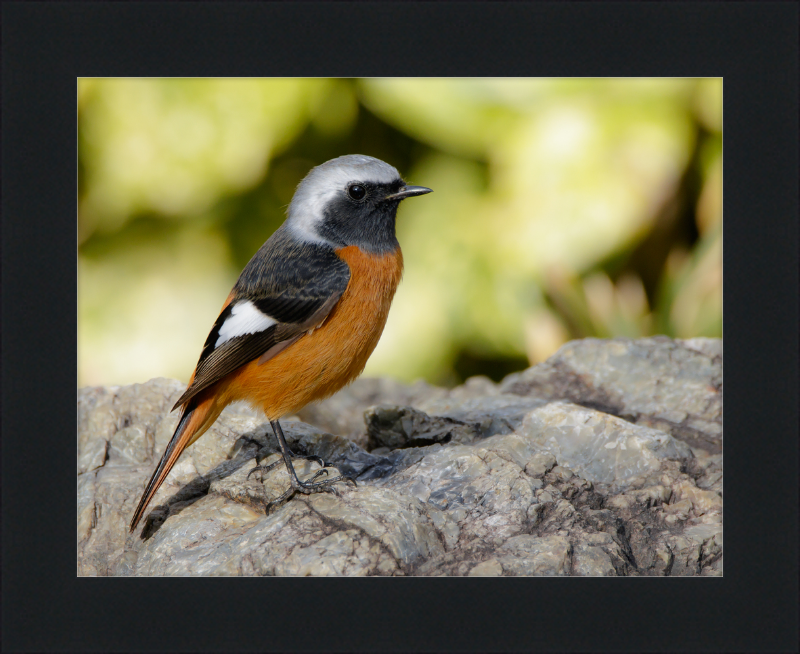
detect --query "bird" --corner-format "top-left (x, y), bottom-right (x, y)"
top-left (129, 154), bottom-right (432, 532)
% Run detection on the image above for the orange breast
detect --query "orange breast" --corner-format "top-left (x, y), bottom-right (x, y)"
top-left (221, 245), bottom-right (404, 419)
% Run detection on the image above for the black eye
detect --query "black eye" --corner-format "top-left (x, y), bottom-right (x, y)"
top-left (347, 184), bottom-right (366, 201)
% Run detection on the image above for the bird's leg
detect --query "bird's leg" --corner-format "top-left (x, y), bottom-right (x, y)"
top-left (247, 427), bottom-right (330, 481)
top-left (263, 419), bottom-right (357, 509)
top-left (260, 468), bottom-right (334, 515)
top-left (247, 453), bottom-right (329, 481)
top-left (246, 456), bottom-right (291, 480)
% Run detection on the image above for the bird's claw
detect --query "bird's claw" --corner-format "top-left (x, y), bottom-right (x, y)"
top-left (249, 448), bottom-right (328, 481)
top-left (247, 458), bottom-right (283, 481)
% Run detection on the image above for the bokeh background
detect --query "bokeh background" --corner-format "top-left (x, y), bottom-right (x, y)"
top-left (78, 78), bottom-right (721, 389)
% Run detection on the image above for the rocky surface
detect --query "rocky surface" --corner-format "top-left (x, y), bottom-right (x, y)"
top-left (78, 337), bottom-right (722, 576)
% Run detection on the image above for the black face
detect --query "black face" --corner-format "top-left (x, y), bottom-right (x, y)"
top-left (315, 178), bottom-right (407, 254)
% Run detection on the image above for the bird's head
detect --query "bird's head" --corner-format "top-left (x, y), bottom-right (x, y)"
top-left (286, 154), bottom-right (432, 253)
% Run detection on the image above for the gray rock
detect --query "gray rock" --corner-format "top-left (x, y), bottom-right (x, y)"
top-left (78, 337), bottom-right (722, 576)
top-left (418, 393), bottom-right (548, 439)
top-left (296, 377), bottom-right (450, 449)
top-left (500, 337), bottom-right (722, 453)
top-left (365, 404), bottom-right (481, 450)
top-left (519, 401), bottom-right (693, 486)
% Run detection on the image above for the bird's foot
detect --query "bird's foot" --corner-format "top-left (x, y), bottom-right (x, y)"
top-left (260, 420), bottom-right (355, 514)
top-left (262, 471), bottom-right (357, 515)
top-left (262, 487), bottom-right (296, 515)
top-left (290, 451), bottom-right (327, 468)
top-left (248, 448), bottom-right (330, 482)
top-left (247, 457), bottom-right (284, 481)
top-left (291, 471), bottom-right (358, 496)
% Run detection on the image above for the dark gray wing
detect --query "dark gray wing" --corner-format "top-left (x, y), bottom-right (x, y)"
top-left (172, 226), bottom-right (350, 410)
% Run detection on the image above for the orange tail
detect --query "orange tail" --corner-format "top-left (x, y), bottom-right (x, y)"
top-left (129, 394), bottom-right (222, 532)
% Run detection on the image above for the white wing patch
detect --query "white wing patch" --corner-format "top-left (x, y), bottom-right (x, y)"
top-left (215, 300), bottom-right (277, 348)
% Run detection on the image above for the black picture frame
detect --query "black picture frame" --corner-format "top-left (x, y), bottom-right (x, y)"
top-left (2, 2), bottom-right (797, 652)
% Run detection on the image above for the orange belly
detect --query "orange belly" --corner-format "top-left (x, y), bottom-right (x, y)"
top-left (218, 245), bottom-right (403, 419)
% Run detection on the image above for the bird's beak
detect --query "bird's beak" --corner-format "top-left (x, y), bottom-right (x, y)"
top-left (384, 185), bottom-right (433, 201)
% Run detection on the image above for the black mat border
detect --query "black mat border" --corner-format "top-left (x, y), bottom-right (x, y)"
top-left (2, 2), bottom-right (798, 653)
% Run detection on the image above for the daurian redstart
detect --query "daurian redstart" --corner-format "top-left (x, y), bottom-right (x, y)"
top-left (130, 155), bottom-right (432, 532)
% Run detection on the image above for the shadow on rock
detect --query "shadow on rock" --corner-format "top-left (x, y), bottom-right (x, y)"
top-left (140, 432), bottom-right (267, 539)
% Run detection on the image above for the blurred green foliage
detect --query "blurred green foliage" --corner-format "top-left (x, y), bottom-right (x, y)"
top-left (78, 78), bottom-right (721, 388)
